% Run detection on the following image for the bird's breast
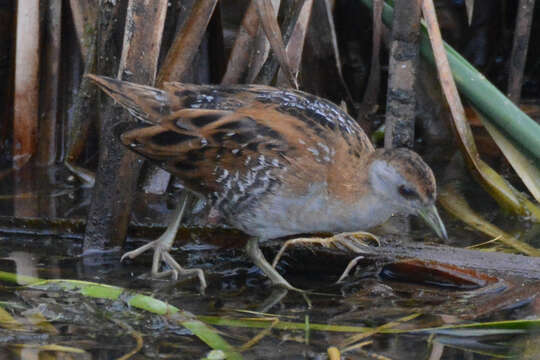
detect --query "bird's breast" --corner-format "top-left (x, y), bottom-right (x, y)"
top-left (227, 182), bottom-right (396, 239)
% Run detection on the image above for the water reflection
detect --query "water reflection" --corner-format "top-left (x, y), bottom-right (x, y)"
top-left (0, 164), bottom-right (539, 358)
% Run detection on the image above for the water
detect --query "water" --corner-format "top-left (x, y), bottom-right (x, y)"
top-left (0, 164), bottom-right (539, 359)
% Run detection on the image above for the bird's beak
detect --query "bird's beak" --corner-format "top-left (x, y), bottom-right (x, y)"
top-left (417, 204), bottom-right (448, 240)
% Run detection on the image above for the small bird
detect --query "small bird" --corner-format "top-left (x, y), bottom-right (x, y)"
top-left (86, 74), bottom-right (447, 290)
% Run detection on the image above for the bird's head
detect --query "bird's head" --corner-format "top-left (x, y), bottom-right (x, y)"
top-left (368, 148), bottom-right (447, 239)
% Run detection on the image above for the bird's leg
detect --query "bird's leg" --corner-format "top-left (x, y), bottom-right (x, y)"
top-left (246, 238), bottom-right (301, 291)
top-left (120, 192), bottom-right (207, 290)
top-left (271, 231), bottom-right (380, 269)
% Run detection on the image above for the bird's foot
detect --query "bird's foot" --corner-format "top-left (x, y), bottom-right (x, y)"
top-left (246, 238), bottom-right (303, 292)
top-left (271, 231), bottom-right (380, 269)
top-left (121, 192), bottom-right (206, 290)
top-left (121, 238), bottom-right (207, 290)
top-left (336, 255), bottom-right (366, 283)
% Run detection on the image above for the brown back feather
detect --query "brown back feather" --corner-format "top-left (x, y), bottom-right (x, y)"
top-left (87, 74), bottom-right (375, 198)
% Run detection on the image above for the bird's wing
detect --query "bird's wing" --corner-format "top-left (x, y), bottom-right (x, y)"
top-left (86, 74), bottom-right (374, 197)
top-left (86, 74), bottom-right (372, 150)
top-left (118, 102), bottom-right (335, 195)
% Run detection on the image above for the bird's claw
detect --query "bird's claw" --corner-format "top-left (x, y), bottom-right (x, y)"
top-left (336, 255), bottom-right (365, 283)
top-left (121, 239), bottom-right (207, 290)
top-left (271, 231), bottom-right (379, 269)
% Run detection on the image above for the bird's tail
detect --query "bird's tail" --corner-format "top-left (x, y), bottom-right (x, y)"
top-left (85, 74), bottom-right (171, 124)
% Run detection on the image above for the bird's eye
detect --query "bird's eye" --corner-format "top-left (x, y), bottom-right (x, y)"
top-left (398, 185), bottom-right (418, 199)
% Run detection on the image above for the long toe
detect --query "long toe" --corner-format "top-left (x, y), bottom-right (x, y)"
top-left (336, 255), bottom-right (365, 283)
top-left (271, 232), bottom-right (379, 268)
top-left (338, 231), bottom-right (381, 247)
top-left (119, 238), bottom-right (206, 289)
top-left (161, 251), bottom-right (207, 290)
top-left (271, 237), bottom-right (321, 268)
top-left (246, 238), bottom-right (302, 291)
top-left (120, 239), bottom-right (160, 262)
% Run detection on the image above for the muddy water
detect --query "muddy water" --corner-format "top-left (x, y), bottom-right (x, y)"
top-left (0, 164), bottom-right (539, 359)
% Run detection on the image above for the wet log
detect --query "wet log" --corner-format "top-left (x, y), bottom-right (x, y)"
top-left (245, 0), bottom-right (280, 84)
top-left (37, 0), bottom-right (63, 166)
top-left (254, 0), bottom-right (305, 87)
top-left (156, 0), bottom-right (218, 86)
top-left (62, 0), bottom-right (99, 172)
top-left (221, 0), bottom-right (261, 85)
top-left (276, 0), bottom-right (313, 87)
top-left (383, 0), bottom-right (420, 149)
top-left (268, 237), bottom-right (540, 282)
top-left (255, 0), bottom-right (297, 88)
top-left (84, 0), bottom-right (167, 252)
top-left (69, 0), bottom-right (98, 62)
top-left (13, 0), bottom-right (40, 168)
top-left (0, 215), bottom-right (240, 243)
top-left (221, 0), bottom-right (281, 85)
top-left (4, 214), bottom-right (540, 282)
top-left (507, 0), bottom-right (535, 104)
top-left (0, 5), bottom-right (11, 152)
top-left (64, 57), bottom-right (98, 188)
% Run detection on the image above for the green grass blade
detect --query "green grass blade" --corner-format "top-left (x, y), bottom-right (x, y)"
top-left (0, 271), bottom-right (242, 360)
top-left (359, 0), bottom-right (540, 165)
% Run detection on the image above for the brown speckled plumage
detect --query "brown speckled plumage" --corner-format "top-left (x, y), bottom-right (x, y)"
top-left (86, 74), bottom-right (447, 289)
